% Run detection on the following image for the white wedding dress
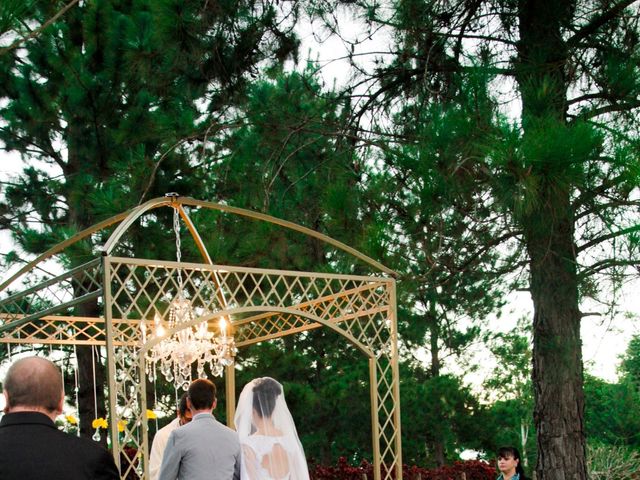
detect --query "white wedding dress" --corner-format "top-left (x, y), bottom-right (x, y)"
top-left (235, 378), bottom-right (310, 480)
top-left (241, 433), bottom-right (301, 479)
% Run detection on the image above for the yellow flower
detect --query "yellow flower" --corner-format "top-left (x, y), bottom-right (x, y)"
top-left (117, 419), bottom-right (128, 432)
top-left (146, 409), bottom-right (157, 420)
top-left (65, 414), bottom-right (78, 425)
top-left (92, 417), bottom-right (108, 429)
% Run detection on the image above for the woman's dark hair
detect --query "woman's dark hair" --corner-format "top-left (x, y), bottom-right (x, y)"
top-left (252, 377), bottom-right (282, 418)
top-left (178, 392), bottom-right (190, 416)
top-left (498, 446), bottom-right (526, 479)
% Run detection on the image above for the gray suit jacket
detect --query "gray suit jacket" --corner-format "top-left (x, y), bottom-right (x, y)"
top-left (158, 412), bottom-right (241, 480)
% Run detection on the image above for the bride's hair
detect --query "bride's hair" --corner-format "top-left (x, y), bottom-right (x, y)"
top-left (236, 377), bottom-right (311, 480)
top-left (252, 377), bottom-right (282, 418)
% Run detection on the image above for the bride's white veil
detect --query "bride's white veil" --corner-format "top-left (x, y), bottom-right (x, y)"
top-left (234, 377), bottom-right (310, 480)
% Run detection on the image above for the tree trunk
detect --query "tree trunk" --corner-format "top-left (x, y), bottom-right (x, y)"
top-left (526, 201), bottom-right (586, 480)
top-left (66, 149), bottom-right (108, 443)
top-left (71, 230), bottom-right (108, 443)
top-left (517, 1), bottom-right (588, 478)
top-left (76, 299), bottom-right (108, 444)
top-left (427, 304), bottom-right (446, 467)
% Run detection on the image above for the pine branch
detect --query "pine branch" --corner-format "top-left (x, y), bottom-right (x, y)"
top-left (0, 0), bottom-right (81, 57)
top-left (573, 99), bottom-right (640, 121)
top-left (444, 32), bottom-right (517, 47)
top-left (577, 223), bottom-right (640, 253)
top-left (0, 128), bottom-right (66, 170)
top-left (575, 198), bottom-right (640, 221)
top-left (0, 251), bottom-right (60, 280)
top-left (573, 172), bottom-right (635, 213)
top-left (137, 138), bottom-right (192, 205)
top-left (566, 93), bottom-right (611, 106)
top-left (452, 0), bottom-right (485, 62)
top-left (566, 0), bottom-right (639, 49)
top-left (586, 119), bottom-right (640, 143)
top-left (580, 312), bottom-right (603, 318)
top-left (579, 258), bottom-right (640, 278)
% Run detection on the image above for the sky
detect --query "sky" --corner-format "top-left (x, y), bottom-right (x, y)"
top-left (486, 290), bottom-right (639, 384)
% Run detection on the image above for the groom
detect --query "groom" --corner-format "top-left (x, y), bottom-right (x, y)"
top-left (158, 378), bottom-right (241, 480)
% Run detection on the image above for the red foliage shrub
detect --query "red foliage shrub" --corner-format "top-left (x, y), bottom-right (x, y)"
top-left (309, 458), bottom-right (496, 480)
top-left (120, 446), bottom-right (140, 480)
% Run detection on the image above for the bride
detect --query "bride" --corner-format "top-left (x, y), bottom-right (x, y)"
top-left (234, 378), bottom-right (310, 480)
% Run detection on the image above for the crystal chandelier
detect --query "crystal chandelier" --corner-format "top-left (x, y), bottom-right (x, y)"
top-left (141, 204), bottom-right (237, 389)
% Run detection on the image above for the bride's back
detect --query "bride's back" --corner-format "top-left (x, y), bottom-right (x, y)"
top-left (244, 433), bottom-right (302, 479)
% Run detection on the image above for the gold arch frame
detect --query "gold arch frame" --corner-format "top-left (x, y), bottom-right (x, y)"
top-left (0, 196), bottom-right (402, 480)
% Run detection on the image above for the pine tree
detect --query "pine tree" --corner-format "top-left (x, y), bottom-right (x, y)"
top-left (0, 0), bottom-right (297, 439)
top-left (365, 71), bottom-right (514, 465)
top-left (307, 0), bottom-right (640, 477)
top-left (202, 67), bottom-right (370, 462)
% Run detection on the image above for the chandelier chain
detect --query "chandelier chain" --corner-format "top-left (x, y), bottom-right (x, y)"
top-left (173, 207), bottom-right (183, 290)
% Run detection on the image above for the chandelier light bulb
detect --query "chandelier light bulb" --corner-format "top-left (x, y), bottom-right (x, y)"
top-left (140, 318), bottom-right (147, 343)
top-left (219, 317), bottom-right (227, 337)
top-left (155, 323), bottom-right (166, 338)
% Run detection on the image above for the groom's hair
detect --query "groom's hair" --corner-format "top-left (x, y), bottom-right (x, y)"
top-left (188, 379), bottom-right (216, 410)
top-left (253, 377), bottom-right (282, 418)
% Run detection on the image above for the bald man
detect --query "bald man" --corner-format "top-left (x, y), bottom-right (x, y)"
top-left (0, 356), bottom-right (119, 480)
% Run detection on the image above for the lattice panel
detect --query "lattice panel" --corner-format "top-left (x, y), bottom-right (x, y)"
top-left (106, 257), bottom-right (392, 340)
top-left (234, 284), bottom-right (390, 346)
top-left (108, 261), bottom-right (226, 332)
top-left (377, 354), bottom-right (400, 480)
top-left (0, 314), bottom-right (140, 346)
top-left (111, 344), bottom-right (145, 479)
top-left (0, 259), bottom-right (102, 333)
top-left (235, 311), bottom-right (316, 344)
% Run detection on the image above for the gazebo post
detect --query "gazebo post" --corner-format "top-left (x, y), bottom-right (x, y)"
top-left (369, 357), bottom-right (382, 480)
top-left (390, 281), bottom-right (403, 480)
top-left (225, 364), bottom-right (236, 429)
top-left (102, 255), bottom-right (121, 471)
top-left (139, 349), bottom-right (151, 480)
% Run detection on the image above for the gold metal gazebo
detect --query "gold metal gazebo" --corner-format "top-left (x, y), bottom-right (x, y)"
top-left (0, 195), bottom-right (402, 480)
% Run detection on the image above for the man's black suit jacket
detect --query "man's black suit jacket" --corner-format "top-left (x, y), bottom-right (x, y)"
top-left (0, 411), bottom-right (120, 480)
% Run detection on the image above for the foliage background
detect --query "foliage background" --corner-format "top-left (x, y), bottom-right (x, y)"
top-left (1, 1), bottom-right (640, 479)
